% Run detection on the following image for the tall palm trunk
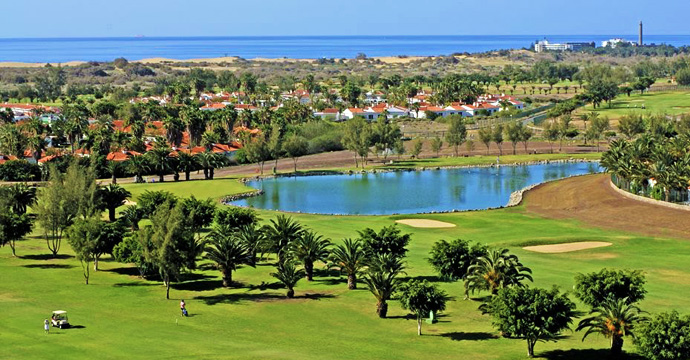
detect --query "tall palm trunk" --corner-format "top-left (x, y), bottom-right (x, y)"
top-left (111, 173), bottom-right (117, 184)
top-left (417, 317), bottom-right (423, 335)
top-left (164, 275), bottom-right (171, 299)
top-left (347, 274), bottom-right (356, 290)
top-left (376, 300), bottom-right (388, 318)
top-left (221, 268), bottom-right (232, 287)
top-left (611, 335), bottom-right (623, 356)
top-left (304, 262), bottom-right (314, 281)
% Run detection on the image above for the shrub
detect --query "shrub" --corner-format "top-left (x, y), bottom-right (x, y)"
top-left (0, 160), bottom-right (41, 181)
top-left (428, 239), bottom-right (488, 281)
top-left (676, 68), bottom-right (690, 86)
top-left (574, 268), bottom-right (646, 308)
top-left (215, 207), bottom-right (258, 230)
top-left (636, 311), bottom-right (690, 360)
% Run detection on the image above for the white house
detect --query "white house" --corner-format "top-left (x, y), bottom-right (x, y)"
top-left (444, 105), bottom-right (471, 117)
top-left (341, 107), bottom-right (381, 121)
top-left (314, 108), bottom-right (342, 121)
top-left (364, 91), bottom-right (386, 104)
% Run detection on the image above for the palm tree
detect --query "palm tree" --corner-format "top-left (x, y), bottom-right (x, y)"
top-left (5, 183), bottom-right (37, 215)
top-left (126, 155), bottom-right (150, 183)
top-left (163, 116), bottom-right (185, 148)
top-left (201, 131), bottom-right (221, 152)
top-left (205, 226), bottom-right (254, 287)
top-left (262, 215), bottom-right (304, 261)
top-left (464, 248), bottom-right (533, 298)
top-left (176, 151), bottom-right (198, 181)
top-left (235, 224), bottom-right (266, 265)
top-left (576, 298), bottom-right (646, 356)
top-left (120, 205), bottom-right (143, 230)
top-left (363, 267), bottom-right (402, 318)
top-left (271, 261), bottom-right (305, 298)
top-left (98, 184), bottom-right (131, 222)
top-left (329, 238), bottom-right (366, 289)
top-left (289, 231), bottom-right (331, 281)
top-left (208, 152), bottom-right (227, 180)
top-left (195, 151), bottom-right (213, 180)
top-left (62, 103), bottom-right (89, 153)
top-left (107, 160), bottom-right (124, 184)
top-left (146, 147), bottom-right (172, 182)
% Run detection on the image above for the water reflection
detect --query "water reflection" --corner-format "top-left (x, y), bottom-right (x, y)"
top-left (235, 163), bottom-right (602, 215)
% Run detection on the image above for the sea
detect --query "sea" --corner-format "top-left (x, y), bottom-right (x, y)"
top-left (1, 35), bottom-right (690, 63)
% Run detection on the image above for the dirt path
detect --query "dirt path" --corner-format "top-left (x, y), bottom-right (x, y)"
top-left (524, 174), bottom-right (690, 240)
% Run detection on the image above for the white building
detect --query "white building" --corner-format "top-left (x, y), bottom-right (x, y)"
top-left (602, 38), bottom-right (637, 48)
top-left (534, 40), bottom-right (594, 52)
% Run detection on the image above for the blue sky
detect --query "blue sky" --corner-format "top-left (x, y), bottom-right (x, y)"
top-left (2, 0), bottom-right (688, 38)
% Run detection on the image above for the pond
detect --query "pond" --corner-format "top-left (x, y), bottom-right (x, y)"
top-left (231, 162), bottom-right (602, 215)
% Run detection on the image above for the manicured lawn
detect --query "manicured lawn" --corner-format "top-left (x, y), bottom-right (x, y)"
top-left (3, 177), bottom-right (689, 359)
top-left (381, 153), bottom-right (601, 169)
top-left (578, 91), bottom-right (690, 121)
top-left (123, 178), bottom-right (253, 202)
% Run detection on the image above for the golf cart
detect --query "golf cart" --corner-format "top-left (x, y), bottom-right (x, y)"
top-left (50, 311), bottom-right (69, 329)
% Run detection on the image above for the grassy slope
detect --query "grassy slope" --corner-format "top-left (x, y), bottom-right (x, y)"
top-left (3, 176), bottom-right (689, 359)
top-left (123, 178), bottom-right (253, 202)
top-left (380, 153), bottom-right (601, 169)
top-left (578, 91), bottom-right (690, 121)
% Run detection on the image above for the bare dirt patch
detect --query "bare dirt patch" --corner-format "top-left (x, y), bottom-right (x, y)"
top-left (524, 174), bottom-right (690, 240)
top-left (523, 241), bottom-right (612, 253)
top-left (395, 219), bottom-right (456, 228)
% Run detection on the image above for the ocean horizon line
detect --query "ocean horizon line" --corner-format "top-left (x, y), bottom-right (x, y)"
top-left (0, 34), bottom-right (688, 41)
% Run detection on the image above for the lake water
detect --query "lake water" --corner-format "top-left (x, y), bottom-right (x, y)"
top-left (232, 162), bottom-right (603, 215)
top-left (1, 35), bottom-right (690, 63)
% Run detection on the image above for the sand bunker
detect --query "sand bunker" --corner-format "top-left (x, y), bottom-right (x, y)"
top-left (523, 241), bottom-right (612, 254)
top-left (395, 219), bottom-right (456, 228)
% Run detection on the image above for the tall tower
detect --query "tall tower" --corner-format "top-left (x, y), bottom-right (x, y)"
top-left (639, 21), bottom-right (643, 46)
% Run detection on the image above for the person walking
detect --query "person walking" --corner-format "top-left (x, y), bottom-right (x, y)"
top-left (180, 299), bottom-right (187, 317)
top-left (44, 319), bottom-right (49, 334)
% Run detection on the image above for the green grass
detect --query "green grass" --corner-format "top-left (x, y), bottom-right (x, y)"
top-left (3, 177), bottom-right (689, 359)
top-left (381, 153), bottom-right (601, 169)
top-left (122, 178), bottom-right (253, 202)
top-left (579, 91), bottom-right (690, 120)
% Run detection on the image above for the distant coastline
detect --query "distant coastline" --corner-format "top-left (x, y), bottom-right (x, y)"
top-left (0, 55), bottom-right (432, 68)
top-left (1, 35), bottom-right (690, 64)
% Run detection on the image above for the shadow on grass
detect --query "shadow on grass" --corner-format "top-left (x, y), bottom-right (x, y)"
top-left (113, 282), bottom-right (157, 287)
top-left (22, 264), bottom-right (75, 269)
top-left (246, 281), bottom-right (285, 291)
top-left (194, 292), bottom-right (335, 305)
top-left (172, 279), bottom-right (224, 292)
top-left (68, 325), bottom-right (86, 329)
top-left (106, 267), bottom-right (142, 277)
top-left (440, 332), bottom-right (497, 341)
top-left (21, 254), bottom-right (72, 261)
top-left (386, 314), bottom-right (413, 320)
top-left (314, 277), bottom-right (348, 286)
top-left (539, 349), bottom-right (645, 360)
top-left (400, 275), bottom-right (442, 283)
top-left (178, 273), bottom-right (214, 282)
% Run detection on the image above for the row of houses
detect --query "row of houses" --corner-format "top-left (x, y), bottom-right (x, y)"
top-left (315, 95), bottom-right (524, 121)
top-left (199, 92), bottom-right (525, 122)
